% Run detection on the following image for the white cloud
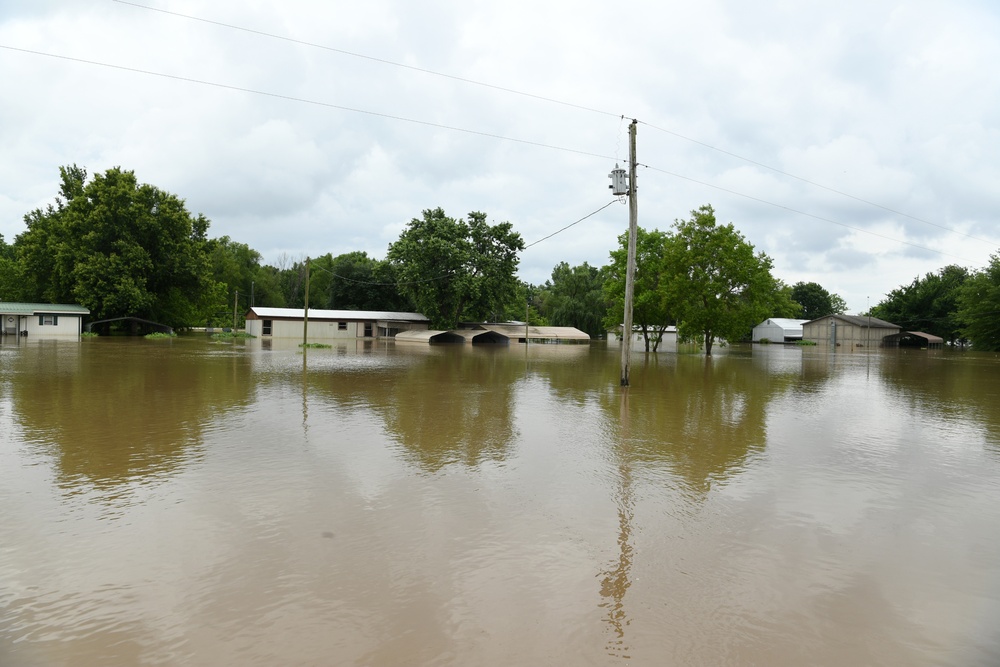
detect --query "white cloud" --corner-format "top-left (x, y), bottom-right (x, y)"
top-left (1, 0), bottom-right (999, 314)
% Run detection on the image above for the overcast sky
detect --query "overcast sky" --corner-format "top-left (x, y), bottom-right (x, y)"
top-left (2, 0), bottom-right (998, 314)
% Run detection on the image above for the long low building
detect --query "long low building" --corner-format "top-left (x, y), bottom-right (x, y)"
top-left (245, 307), bottom-right (430, 339)
top-left (802, 314), bottom-right (901, 347)
top-left (396, 323), bottom-right (590, 344)
top-left (0, 302), bottom-right (90, 337)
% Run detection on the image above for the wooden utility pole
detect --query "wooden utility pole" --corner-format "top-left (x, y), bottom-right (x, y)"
top-left (303, 257), bottom-right (310, 347)
top-left (621, 120), bottom-right (638, 387)
top-left (233, 290), bottom-right (239, 330)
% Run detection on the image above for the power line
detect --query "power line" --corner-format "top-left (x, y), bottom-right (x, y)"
top-left (0, 44), bottom-right (987, 267)
top-left (111, 0), bottom-right (621, 120)
top-left (640, 163), bottom-right (979, 264)
top-left (114, 0), bottom-right (993, 248)
top-left (638, 120), bottom-right (1000, 247)
top-left (0, 44), bottom-right (614, 163)
top-left (523, 200), bottom-right (619, 250)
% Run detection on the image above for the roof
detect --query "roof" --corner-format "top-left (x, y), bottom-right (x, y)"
top-left (804, 314), bottom-right (899, 328)
top-left (884, 331), bottom-right (945, 344)
top-left (0, 302), bottom-right (90, 315)
top-left (248, 307), bottom-right (428, 322)
top-left (759, 318), bottom-right (809, 328)
top-left (480, 324), bottom-right (591, 341)
top-left (394, 324), bottom-right (590, 344)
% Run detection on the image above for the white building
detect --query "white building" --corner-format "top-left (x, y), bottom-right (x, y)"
top-left (0, 302), bottom-right (90, 338)
top-left (752, 318), bottom-right (809, 343)
top-left (244, 307), bottom-right (430, 340)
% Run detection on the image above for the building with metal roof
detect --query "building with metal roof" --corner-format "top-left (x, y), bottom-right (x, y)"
top-left (752, 318), bottom-right (809, 343)
top-left (395, 323), bottom-right (590, 345)
top-left (0, 302), bottom-right (90, 338)
top-left (802, 314), bottom-right (901, 348)
top-left (244, 307), bottom-right (429, 340)
top-left (882, 331), bottom-right (945, 348)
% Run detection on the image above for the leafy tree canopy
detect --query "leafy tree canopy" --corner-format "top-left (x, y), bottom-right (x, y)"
top-left (872, 265), bottom-right (969, 345)
top-left (661, 205), bottom-right (781, 355)
top-left (13, 165), bottom-right (220, 327)
top-left (604, 227), bottom-right (674, 351)
top-left (542, 261), bottom-right (607, 338)
top-left (956, 256), bottom-right (1000, 350)
top-left (387, 208), bottom-right (523, 329)
top-left (790, 281), bottom-right (846, 319)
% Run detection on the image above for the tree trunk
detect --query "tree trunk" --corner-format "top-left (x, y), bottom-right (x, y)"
top-left (704, 331), bottom-right (713, 356)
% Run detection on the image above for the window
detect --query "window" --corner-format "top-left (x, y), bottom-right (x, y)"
top-left (39, 315), bottom-right (58, 326)
top-left (338, 322), bottom-right (347, 330)
top-left (262, 319), bottom-right (272, 335)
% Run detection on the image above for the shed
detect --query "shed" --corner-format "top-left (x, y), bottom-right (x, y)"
top-left (752, 318), bottom-right (809, 343)
top-left (245, 307), bottom-right (430, 339)
top-left (0, 302), bottom-right (90, 338)
top-left (882, 331), bottom-right (944, 349)
top-left (394, 324), bottom-right (590, 345)
top-left (802, 314), bottom-right (901, 347)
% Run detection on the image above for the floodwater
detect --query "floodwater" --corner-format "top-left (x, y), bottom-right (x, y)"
top-left (1, 336), bottom-right (999, 667)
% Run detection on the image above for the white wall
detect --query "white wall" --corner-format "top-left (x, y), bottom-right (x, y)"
top-left (14, 314), bottom-right (83, 337)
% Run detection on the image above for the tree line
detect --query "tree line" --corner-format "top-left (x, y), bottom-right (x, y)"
top-left (2, 165), bottom-right (998, 351)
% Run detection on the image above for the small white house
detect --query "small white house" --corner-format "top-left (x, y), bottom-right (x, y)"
top-left (0, 302), bottom-right (90, 337)
top-left (752, 318), bottom-right (808, 343)
top-left (244, 307), bottom-right (430, 339)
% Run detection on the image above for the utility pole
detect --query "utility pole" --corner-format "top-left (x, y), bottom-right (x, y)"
top-left (621, 120), bottom-right (638, 387)
top-left (303, 257), bottom-right (310, 347)
top-left (233, 290), bottom-right (239, 330)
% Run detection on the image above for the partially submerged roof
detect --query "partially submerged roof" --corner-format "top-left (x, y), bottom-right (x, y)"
top-left (0, 302), bottom-right (90, 315)
top-left (884, 331), bottom-right (945, 345)
top-left (479, 324), bottom-right (590, 341)
top-left (804, 314), bottom-right (899, 328)
top-left (248, 307), bottom-right (428, 322)
top-left (394, 324), bottom-right (590, 344)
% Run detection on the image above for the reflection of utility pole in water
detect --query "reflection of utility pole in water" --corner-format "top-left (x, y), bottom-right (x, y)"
top-left (302, 340), bottom-right (310, 433)
top-left (599, 391), bottom-right (635, 659)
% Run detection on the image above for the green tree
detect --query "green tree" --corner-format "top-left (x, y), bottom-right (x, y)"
top-left (772, 280), bottom-right (804, 318)
top-left (0, 233), bottom-right (24, 301)
top-left (662, 205), bottom-right (781, 355)
top-left (206, 236), bottom-right (270, 325)
top-left (872, 265), bottom-right (969, 345)
top-left (542, 262), bottom-right (607, 337)
top-left (387, 208), bottom-right (523, 329)
top-left (324, 251), bottom-right (412, 312)
top-left (14, 165), bottom-right (220, 328)
top-left (790, 281), bottom-right (846, 319)
top-left (956, 255), bottom-right (1000, 350)
top-left (604, 227), bottom-right (674, 351)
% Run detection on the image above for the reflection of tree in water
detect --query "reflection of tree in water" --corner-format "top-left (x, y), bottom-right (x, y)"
top-left (538, 351), bottom-right (798, 657)
top-left (876, 351), bottom-right (1000, 454)
top-left (307, 346), bottom-right (523, 472)
top-left (10, 340), bottom-right (255, 492)
top-left (594, 354), bottom-right (796, 495)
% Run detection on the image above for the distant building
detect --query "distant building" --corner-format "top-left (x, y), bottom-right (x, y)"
top-left (752, 318), bottom-right (809, 343)
top-left (396, 323), bottom-right (590, 344)
top-left (0, 302), bottom-right (90, 338)
top-left (802, 314), bottom-right (901, 347)
top-left (244, 307), bottom-right (430, 339)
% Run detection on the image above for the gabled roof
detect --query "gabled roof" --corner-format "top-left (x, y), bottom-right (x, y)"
top-left (761, 318), bottom-right (809, 328)
top-left (248, 307), bottom-right (428, 322)
top-left (804, 314), bottom-right (899, 328)
top-left (0, 302), bottom-right (90, 315)
top-left (480, 323), bottom-right (590, 341)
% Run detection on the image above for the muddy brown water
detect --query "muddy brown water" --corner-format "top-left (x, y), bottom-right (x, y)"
top-left (1, 336), bottom-right (999, 666)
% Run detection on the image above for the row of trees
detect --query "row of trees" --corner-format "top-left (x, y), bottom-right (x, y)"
top-left (870, 263), bottom-right (1000, 350)
top-left (7, 165), bottom-right (996, 351)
